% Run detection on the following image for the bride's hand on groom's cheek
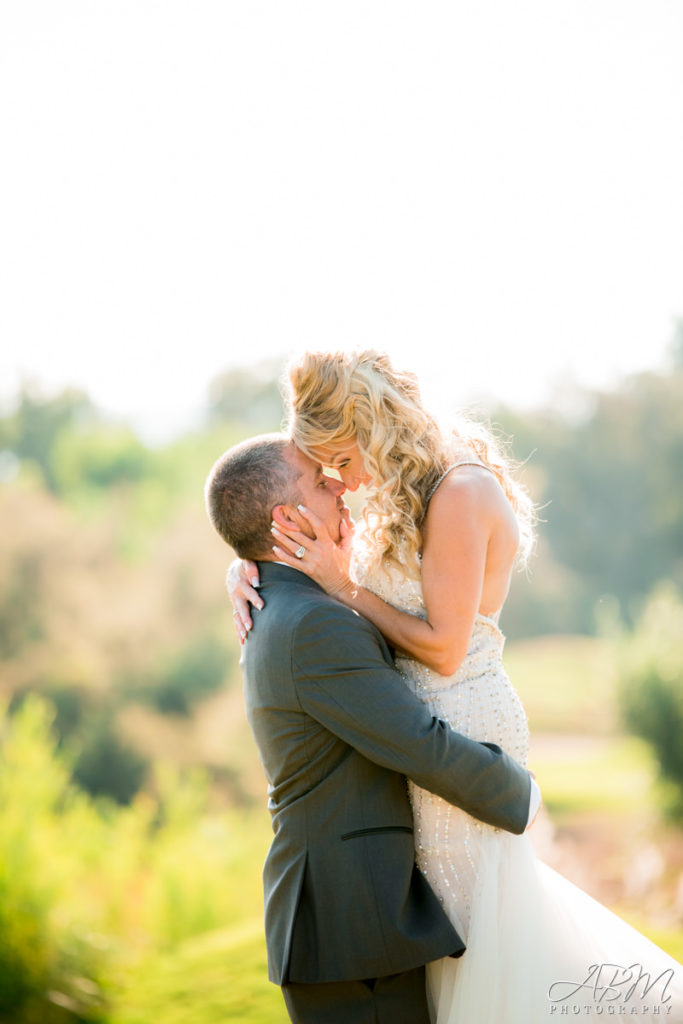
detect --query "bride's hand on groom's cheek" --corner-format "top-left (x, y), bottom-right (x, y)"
top-left (340, 508), bottom-right (355, 550)
top-left (226, 558), bottom-right (263, 643)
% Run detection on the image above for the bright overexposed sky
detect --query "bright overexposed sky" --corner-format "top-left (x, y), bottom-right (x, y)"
top-left (1, 1), bottom-right (682, 442)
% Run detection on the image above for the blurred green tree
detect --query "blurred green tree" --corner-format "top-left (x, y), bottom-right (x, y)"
top-left (206, 359), bottom-right (285, 431)
top-left (498, 358), bottom-right (683, 635)
top-left (123, 631), bottom-right (230, 716)
top-left (0, 384), bottom-right (96, 492)
top-left (0, 697), bottom-right (108, 1022)
top-left (53, 426), bottom-right (152, 494)
top-left (71, 715), bottom-right (149, 805)
top-left (618, 583), bottom-right (683, 818)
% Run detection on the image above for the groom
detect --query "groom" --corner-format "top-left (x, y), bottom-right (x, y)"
top-left (205, 433), bottom-right (537, 1024)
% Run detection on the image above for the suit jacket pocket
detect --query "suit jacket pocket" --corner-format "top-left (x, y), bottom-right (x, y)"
top-left (341, 825), bottom-right (413, 841)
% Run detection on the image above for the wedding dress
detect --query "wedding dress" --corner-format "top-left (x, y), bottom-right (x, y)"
top-left (353, 501), bottom-right (682, 1023)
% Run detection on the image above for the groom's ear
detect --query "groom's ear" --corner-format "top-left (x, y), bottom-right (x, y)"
top-left (272, 503), bottom-right (314, 538)
top-left (272, 503), bottom-right (298, 529)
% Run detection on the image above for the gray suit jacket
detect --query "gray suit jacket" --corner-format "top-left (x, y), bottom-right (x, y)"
top-left (242, 562), bottom-right (531, 985)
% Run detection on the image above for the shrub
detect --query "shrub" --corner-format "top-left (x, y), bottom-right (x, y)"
top-left (123, 632), bottom-right (229, 717)
top-left (71, 717), bottom-right (149, 805)
top-left (618, 583), bottom-right (683, 817)
top-left (0, 696), bottom-right (108, 1023)
top-left (0, 695), bottom-right (273, 1023)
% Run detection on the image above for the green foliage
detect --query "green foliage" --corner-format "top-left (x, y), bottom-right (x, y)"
top-left (71, 718), bottom-right (149, 805)
top-left (47, 686), bottom-right (90, 744)
top-left (0, 696), bottom-right (109, 1023)
top-left (0, 696), bottom-right (275, 1023)
top-left (0, 667), bottom-right (679, 1024)
top-left (0, 547), bottom-right (46, 659)
top-left (110, 922), bottom-right (288, 1024)
top-left (618, 584), bottom-right (683, 817)
top-left (504, 633), bottom-right (619, 735)
top-left (499, 365), bottom-right (683, 636)
top-left (8, 689), bottom-right (147, 806)
top-left (4, 361), bottom-right (683, 640)
top-left (529, 734), bottom-right (657, 818)
top-left (0, 444), bottom-right (241, 804)
top-left (0, 385), bottom-right (96, 493)
top-left (53, 428), bottom-right (152, 494)
top-left (206, 361), bottom-right (285, 432)
top-left (0, 480), bottom-right (74, 666)
top-left (127, 632), bottom-right (230, 716)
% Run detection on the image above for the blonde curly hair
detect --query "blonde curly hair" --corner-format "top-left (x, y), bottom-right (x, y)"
top-left (286, 349), bottom-right (535, 578)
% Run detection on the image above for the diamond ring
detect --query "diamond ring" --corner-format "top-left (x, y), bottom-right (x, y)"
top-left (295, 545), bottom-right (306, 559)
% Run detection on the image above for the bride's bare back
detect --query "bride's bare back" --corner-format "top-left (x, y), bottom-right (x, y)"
top-left (421, 462), bottom-right (520, 624)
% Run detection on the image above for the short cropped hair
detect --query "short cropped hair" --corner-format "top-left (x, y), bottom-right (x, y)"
top-left (205, 434), bottom-right (302, 558)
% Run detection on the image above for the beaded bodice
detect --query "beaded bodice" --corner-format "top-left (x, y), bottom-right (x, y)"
top-left (353, 548), bottom-right (529, 765)
top-left (353, 540), bottom-right (529, 940)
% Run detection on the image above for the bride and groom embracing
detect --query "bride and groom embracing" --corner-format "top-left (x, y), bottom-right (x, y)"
top-left (206, 350), bottom-right (681, 1023)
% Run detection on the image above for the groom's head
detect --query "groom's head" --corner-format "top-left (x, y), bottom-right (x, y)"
top-left (205, 434), bottom-right (300, 558)
top-left (205, 433), bottom-right (347, 559)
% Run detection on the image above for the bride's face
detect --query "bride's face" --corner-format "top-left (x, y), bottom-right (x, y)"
top-left (315, 440), bottom-right (372, 492)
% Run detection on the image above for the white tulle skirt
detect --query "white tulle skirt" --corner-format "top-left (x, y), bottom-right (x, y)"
top-left (426, 832), bottom-right (682, 1023)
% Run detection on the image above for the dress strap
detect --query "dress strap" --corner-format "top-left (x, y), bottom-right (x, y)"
top-left (426, 460), bottom-right (496, 503)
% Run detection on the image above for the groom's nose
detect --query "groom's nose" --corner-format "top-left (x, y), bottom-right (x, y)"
top-left (324, 474), bottom-right (346, 496)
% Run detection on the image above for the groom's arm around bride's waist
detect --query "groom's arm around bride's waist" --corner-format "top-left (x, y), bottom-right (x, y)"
top-left (287, 599), bottom-right (532, 836)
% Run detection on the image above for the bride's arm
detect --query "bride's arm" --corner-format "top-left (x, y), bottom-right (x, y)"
top-left (226, 558), bottom-right (263, 642)
top-left (272, 473), bottom-right (499, 676)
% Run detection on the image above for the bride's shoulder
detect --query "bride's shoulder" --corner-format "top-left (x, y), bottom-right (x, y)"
top-left (426, 463), bottom-right (505, 523)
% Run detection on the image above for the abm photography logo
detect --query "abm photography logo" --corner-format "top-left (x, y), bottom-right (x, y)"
top-left (548, 961), bottom-right (677, 1016)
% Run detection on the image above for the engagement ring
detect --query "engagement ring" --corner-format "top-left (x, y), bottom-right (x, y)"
top-left (295, 545), bottom-right (306, 559)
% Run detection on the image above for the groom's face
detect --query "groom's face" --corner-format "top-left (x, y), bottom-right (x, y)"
top-left (282, 444), bottom-right (348, 544)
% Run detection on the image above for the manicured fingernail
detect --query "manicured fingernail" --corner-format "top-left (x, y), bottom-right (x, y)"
top-left (297, 504), bottom-right (307, 512)
top-left (251, 577), bottom-right (260, 588)
top-left (256, 601), bottom-right (263, 610)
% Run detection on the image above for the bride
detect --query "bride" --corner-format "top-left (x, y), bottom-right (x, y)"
top-left (229, 349), bottom-right (681, 1022)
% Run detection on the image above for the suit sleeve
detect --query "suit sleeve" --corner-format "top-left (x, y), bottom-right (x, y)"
top-left (292, 602), bottom-right (531, 835)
